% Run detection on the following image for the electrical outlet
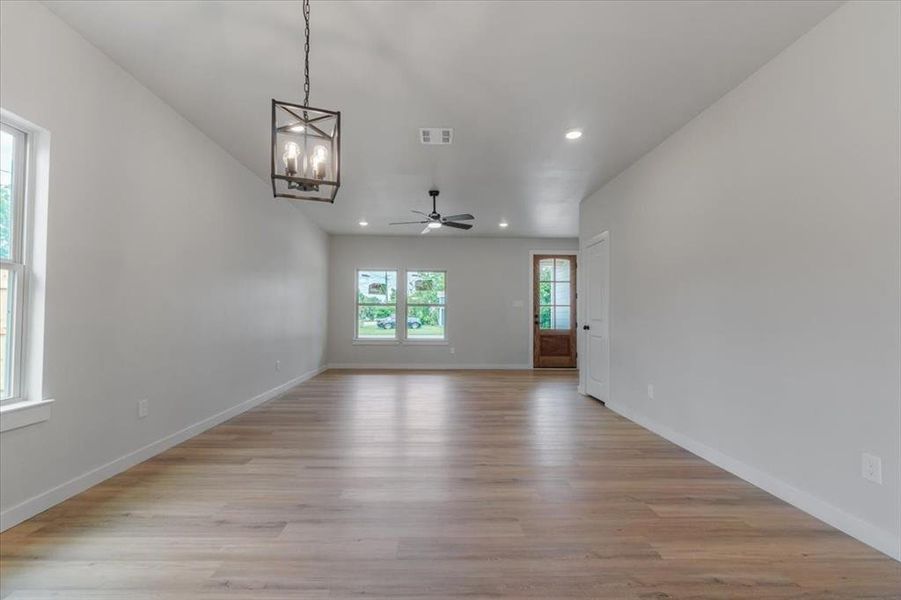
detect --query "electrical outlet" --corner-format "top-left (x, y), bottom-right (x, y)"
top-left (137, 399), bottom-right (149, 419)
top-left (862, 453), bottom-right (882, 484)
top-left (449, 347), bottom-right (455, 354)
top-left (275, 360), bottom-right (281, 372)
top-left (647, 384), bottom-right (655, 400)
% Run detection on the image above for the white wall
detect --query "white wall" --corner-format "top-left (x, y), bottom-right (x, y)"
top-left (0, 1), bottom-right (328, 527)
top-left (328, 235), bottom-right (578, 368)
top-left (580, 1), bottom-right (900, 558)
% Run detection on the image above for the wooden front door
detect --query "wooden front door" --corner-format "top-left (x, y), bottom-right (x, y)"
top-left (533, 254), bottom-right (577, 368)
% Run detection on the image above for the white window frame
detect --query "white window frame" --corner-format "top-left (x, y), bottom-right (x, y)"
top-left (0, 108), bottom-right (52, 433)
top-left (0, 121), bottom-right (28, 405)
top-left (404, 269), bottom-right (448, 343)
top-left (354, 268), bottom-right (400, 343)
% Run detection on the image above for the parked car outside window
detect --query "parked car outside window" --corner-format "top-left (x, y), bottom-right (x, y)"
top-left (376, 316), bottom-right (422, 329)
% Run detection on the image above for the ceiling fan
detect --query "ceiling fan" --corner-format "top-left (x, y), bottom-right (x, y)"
top-left (389, 190), bottom-right (475, 234)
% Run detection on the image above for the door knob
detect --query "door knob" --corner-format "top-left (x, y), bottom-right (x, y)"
top-left (583, 325), bottom-right (590, 330)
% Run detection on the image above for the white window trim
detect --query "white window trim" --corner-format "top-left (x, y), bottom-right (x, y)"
top-left (0, 108), bottom-right (51, 432)
top-left (403, 269), bottom-right (448, 343)
top-left (353, 268), bottom-right (450, 344)
top-left (354, 268), bottom-right (399, 342)
top-left (1, 121), bottom-right (28, 405)
top-left (0, 397), bottom-right (53, 433)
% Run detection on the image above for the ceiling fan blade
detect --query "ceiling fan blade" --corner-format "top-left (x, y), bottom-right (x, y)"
top-left (420, 225), bottom-right (432, 235)
top-left (389, 221), bottom-right (428, 225)
top-left (442, 221), bottom-right (473, 230)
top-left (411, 210), bottom-right (429, 216)
top-left (442, 214), bottom-right (475, 221)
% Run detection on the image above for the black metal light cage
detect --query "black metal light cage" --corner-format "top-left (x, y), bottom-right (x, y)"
top-left (271, 99), bottom-right (341, 202)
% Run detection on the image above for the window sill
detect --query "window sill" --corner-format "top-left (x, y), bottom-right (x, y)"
top-left (0, 398), bottom-right (54, 433)
top-left (352, 339), bottom-right (449, 346)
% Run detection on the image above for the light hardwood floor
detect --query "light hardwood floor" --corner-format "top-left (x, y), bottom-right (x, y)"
top-left (1, 370), bottom-right (898, 599)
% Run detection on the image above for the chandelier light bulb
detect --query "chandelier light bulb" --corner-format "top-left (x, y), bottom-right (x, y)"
top-left (311, 144), bottom-right (328, 180)
top-left (283, 141), bottom-right (302, 177)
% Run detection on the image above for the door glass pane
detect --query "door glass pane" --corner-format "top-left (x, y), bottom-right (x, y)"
top-left (1, 268), bottom-right (14, 399)
top-left (536, 256), bottom-right (575, 332)
top-left (357, 306), bottom-right (397, 339)
top-left (554, 258), bottom-right (570, 282)
top-left (407, 306), bottom-right (445, 339)
top-left (0, 129), bottom-right (14, 261)
top-left (539, 259), bottom-right (554, 281)
top-left (539, 306), bottom-right (552, 329)
top-left (554, 282), bottom-right (570, 306)
top-left (357, 270), bottom-right (397, 304)
top-left (407, 271), bottom-right (445, 305)
top-left (538, 281), bottom-right (552, 305)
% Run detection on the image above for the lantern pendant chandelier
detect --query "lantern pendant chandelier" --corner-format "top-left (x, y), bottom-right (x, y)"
top-left (271, 0), bottom-right (340, 202)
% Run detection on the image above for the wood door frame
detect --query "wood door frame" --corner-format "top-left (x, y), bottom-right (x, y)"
top-left (529, 250), bottom-right (579, 368)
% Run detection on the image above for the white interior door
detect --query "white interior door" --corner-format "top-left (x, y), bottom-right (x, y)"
top-left (585, 234), bottom-right (609, 401)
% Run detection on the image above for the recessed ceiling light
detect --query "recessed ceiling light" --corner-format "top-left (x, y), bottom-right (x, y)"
top-left (565, 129), bottom-right (582, 140)
top-left (427, 221), bottom-right (442, 229)
top-left (358, 220), bottom-right (368, 227)
top-left (499, 222), bottom-right (509, 228)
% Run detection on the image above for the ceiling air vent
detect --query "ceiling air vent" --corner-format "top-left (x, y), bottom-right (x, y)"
top-left (420, 128), bottom-right (454, 145)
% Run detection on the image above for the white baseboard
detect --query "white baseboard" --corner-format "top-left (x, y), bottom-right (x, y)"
top-left (0, 365), bottom-right (327, 532)
top-left (327, 363), bottom-right (532, 370)
top-left (605, 400), bottom-right (901, 561)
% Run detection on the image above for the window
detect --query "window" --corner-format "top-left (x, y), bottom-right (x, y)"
top-left (0, 122), bottom-right (26, 403)
top-left (538, 257), bottom-right (572, 330)
top-left (406, 271), bottom-right (446, 340)
top-left (356, 270), bottom-right (398, 339)
top-left (354, 269), bottom-right (448, 342)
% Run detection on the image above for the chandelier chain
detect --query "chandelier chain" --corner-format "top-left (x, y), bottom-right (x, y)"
top-left (303, 0), bottom-right (311, 106)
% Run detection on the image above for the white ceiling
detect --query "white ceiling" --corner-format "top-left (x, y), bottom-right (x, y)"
top-left (45, 0), bottom-right (840, 237)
